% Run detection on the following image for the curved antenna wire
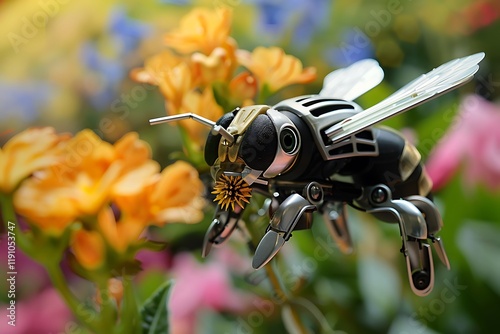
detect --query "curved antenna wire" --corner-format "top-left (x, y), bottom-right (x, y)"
top-left (149, 113), bottom-right (234, 144)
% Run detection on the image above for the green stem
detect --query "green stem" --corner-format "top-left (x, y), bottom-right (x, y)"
top-left (242, 199), bottom-right (310, 334)
top-left (256, 84), bottom-right (272, 105)
top-left (0, 193), bottom-right (31, 253)
top-left (178, 127), bottom-right (206, 169)
top-left (264, 263), bottom-right (309, 334)
top-left (96, 277), bottom-right (118, 333)
top-left (46, 263), bottom-right (101, 333)
top-left (116, 275), bottom-right (140, 334)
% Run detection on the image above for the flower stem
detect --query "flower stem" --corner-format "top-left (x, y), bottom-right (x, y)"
top-left (0, 193), bottom-right (31, 253)
top-left (242, 198), bottom-right (310, 334)
top-left (116, 275), bottom-right (140, 334)
top-left (46, 263), bottom-right (101, 333)
top-left (96, 277), bottom-right (117, 333)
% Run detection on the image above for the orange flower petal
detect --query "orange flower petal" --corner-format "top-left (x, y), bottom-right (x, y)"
top-left (150, 161), bottom-right (205, 225)
top-left (229, 71), bottom-right (258, 101)
top-left (130, 51), bottom-right (193, 111)
top-left (0, 127), bottom-right (69, 193)
top-left (114, 132), bottom-right (152, 170)
top-left (98, 207), bottom-right (145, 253)
top-left (14, 171), bottom-right (80, 235)
top-left (237, 46), bottom-right (317, 93)
top-left (72, 229), bottom-right (105, 270)
top-left (164, 7), bottom-right (233, 55)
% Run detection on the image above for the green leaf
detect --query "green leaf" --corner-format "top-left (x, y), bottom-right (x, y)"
top-left (135, 239), bottom-right (169, 252)
top-left (140, 280), bottom-right (172, 334)
top-left (112, 259), bottom-right (144, 277)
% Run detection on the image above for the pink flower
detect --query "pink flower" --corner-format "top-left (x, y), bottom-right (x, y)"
top-left (426, 94), bottom-right (500, 190)
top-left (463, 0), bottom-right (500, 32)
top-left (135, 248), bottom-right (172, 272)
top-left (168, 251), bottom-right (256, 334)
top-left (0, 288), bottom-right (73, 334)
top-left (0, 233), bottom-right (50, 292)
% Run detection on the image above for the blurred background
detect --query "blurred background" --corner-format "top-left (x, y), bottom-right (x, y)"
top-left (1, 0), bottom-right (500, 333)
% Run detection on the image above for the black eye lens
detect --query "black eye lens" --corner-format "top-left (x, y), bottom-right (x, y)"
top-left (280, 127), bottom-right (299, 154)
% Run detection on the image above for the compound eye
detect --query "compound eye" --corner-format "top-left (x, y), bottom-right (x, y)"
top-left (279, 126), bottom-right (299, 155)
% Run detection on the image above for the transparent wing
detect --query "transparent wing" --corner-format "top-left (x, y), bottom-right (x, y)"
top-left (319, 59), bottom-right (384, 101)
top-left (325, 52), bottom-right (485, 144)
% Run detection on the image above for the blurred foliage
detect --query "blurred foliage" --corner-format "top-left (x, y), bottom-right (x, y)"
top-left (1, 0), bottom-right (500, 333)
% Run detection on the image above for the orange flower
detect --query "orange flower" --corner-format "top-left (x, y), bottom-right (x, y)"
top-left (229, 71), bottom-right (258, 102)
top-left (96, 161), bottom-right (204, 253)
top-left (13, 170), bottom-right (80, 234)
top-left (149, 160), bottom-right (205, 225)
top-left (237, 46), bottom-right (317, 93)
top-left (72, 229), bottom-right (105, 270)
top-left (130, 50), bottom-right (183, 85)
top-left (191, 39), bottom-right (238, 84)
top-left (14, 131), bottom-right (156, 235)
top-left (97, 206), bottom-right (146, 253)
top-left (51, 130), bottom-right (119, 215)
top-left (176, 88), bottom-right (224, 147)
top-left (0, 127), bottom-right (68, 194)
top-left (164, 7), bottom-right (233, 55)
top-left (114, 132), bottom-right (153, 171)
top-left (130, 50), bottom-right (193, 112)
top-left (112, 160), bottom-right (205, 226)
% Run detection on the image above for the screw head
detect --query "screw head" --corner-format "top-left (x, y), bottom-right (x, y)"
top-left (311, 185), bottom-right (320, 199)
top-left (412, 271), bottom-right (430, 290)
top-left (371, 187), bottom-right (387, 204)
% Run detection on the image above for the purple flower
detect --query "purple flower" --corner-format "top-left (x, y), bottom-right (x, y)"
top-left (0, 80), bottom-right (53, 121)
top-left (291, 0), bottom-right (331, 46)
top-left (250, 0), bottom-right (332, 45)
top-left (108, 6), bottom-right (151, 54)
top-left (426, 94), bottom-right (500, 191)
top-left (80, 6), bottom-right (150, 110)
top-left (80, 42), bottom-right (125, 109)
top-left (252, 0), bottom-right (295, 36)
top-left (325, 28), bottom-right (375, 68)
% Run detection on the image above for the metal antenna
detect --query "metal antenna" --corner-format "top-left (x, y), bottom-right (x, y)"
top-left (149, 113), bottom-right (234, 144)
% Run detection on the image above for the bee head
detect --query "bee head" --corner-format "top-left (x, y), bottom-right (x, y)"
top-left (205, 106), bottom-right (301, 185)
top-left (148, 106), bottom-right (300, 210)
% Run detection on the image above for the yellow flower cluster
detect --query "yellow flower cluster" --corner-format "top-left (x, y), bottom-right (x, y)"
top-left (1, 127), bottom-right (204, 270)
top-left (131, 7), bottom-right (316, 148)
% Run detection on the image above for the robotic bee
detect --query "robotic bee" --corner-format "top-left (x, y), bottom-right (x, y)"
top-left (150, 53), bottom-right (484, 296)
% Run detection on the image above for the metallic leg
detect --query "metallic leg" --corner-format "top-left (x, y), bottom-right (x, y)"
top-left (406, 239), bottom-right (434, 296)
top-left (202, 205), bottom-right (244, 257)
top-left (321, 202), bottom-right (353, 254)
top-left (358, 184), bottom-right (436, 296)
top-left (406, 195), bottom-right (451, 270)
top-left (252, 194), bottom-right (316, 269)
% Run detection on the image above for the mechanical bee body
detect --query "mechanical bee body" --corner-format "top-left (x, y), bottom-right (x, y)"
top-left (150, 53), bottom-right (485, 296)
